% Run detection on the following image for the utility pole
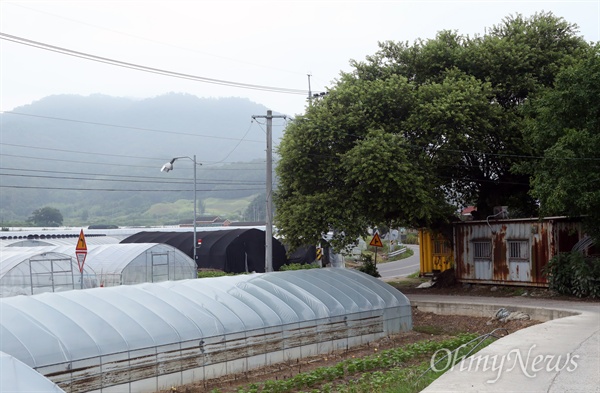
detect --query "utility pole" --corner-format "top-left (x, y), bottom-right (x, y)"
top-left (307, 73), bottom-right (312, 106)
top-left (252, 110), bottom-right (286, 272)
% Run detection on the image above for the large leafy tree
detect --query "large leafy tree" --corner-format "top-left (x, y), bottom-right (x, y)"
top-left (275, 12), bottom-right (590, 250)
top-left (27, 206), bottom-right (64, 227)
top-left (524, 45), bottom-right (600, 238)
top-left (352, 12), bottom-right (587, 218)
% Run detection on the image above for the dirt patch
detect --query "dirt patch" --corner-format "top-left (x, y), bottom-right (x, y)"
top-left (388, 275), bottom-right (600, 302)
top-left (157, 310), bottom-right (539, 393)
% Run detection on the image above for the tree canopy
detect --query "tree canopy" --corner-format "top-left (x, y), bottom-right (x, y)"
top-left (275, 12), bottom-right (592, 251)
top-left (27, 207), bottom-right (64, 227)
top-left (524, 44), bottom-right (600, 238)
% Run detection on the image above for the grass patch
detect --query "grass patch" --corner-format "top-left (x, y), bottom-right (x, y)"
top-left (197, 270), bottom-right (235, 278)
top-left (203, 196), bottom-right (256, 217)
top-left (216, 334), bottom-right (492, 393)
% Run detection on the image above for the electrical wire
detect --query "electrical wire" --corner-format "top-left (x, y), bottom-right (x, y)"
top-left (0, 32), bottom-right (312, 95)
top-left (0, 172), bottom-right (266, 185)
top-left (0, 184), bottom-right (266, 192)
top-left (0, 111), bottom-right (265, 143)
top-left (8, 2), bottom-right (309, 78)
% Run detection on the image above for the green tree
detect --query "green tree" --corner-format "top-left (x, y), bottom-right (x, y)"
top-left (275, 12), bottom-right (590, 250)
top-left (276, 76), bottom-right (455, 251)
top-left (242, 193), bottom-right (266, 222)
top-left (524, 45), bottom-right (600, 238)
top-left (27, 206), bottom-right (64, 227)
top-left (351, 12), bottom-right (587, 218)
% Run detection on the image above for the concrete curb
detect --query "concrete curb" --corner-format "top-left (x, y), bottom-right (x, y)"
top-left (405, 294), bottom-right (600, 393)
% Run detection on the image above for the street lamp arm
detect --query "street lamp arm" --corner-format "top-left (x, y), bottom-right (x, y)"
top-left (160, 156), bottom-right (202, 172)
top-left (160, 154), bottom-right (200, 263)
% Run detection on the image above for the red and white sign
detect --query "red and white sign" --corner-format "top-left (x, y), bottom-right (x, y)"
top-left (75, 229), bottom-right (88, 273)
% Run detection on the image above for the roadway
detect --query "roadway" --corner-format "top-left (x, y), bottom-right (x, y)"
top-left (376, 244), bottom-right (420, 279)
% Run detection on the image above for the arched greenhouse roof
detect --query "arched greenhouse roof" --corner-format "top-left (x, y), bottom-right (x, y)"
top-left (121, 229), bottom-right (288, 272)
top-left (0, 249), bottom-right (97, 297)
top-left (0, 235), bottom-right (121, 248)
top-left (0, 249), bottom-right (95, 279)
top-left (0, 269), bottom-right (410, 369)
top-left (0, 351), bottom-right (65, 393)
top-left (47, 243), bottom-right (193, 275)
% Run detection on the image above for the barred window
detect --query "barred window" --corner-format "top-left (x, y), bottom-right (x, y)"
top-left (473, 241), bottom-right (491, 259)
top-left (433, 240), bottom-right (450, 255)
top-left (508, 240), bottom-right (529, 261)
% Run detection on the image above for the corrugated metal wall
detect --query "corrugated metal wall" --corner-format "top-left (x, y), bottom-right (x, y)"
top-left (418, 229), bottom-right (453, 275)
top-left (454, 218), bottom-right (584, 287)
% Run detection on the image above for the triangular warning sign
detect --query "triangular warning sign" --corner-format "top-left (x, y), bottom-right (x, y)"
top-left (76, 229), bottom-right (88, 251)
top-left (76, 251), bottom-right (87, 273)
top-left (369, 232), bottom-right (383, 247)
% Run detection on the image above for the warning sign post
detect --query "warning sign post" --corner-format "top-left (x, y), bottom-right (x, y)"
top-left (75, 229), bottom-right (88, 289)
top-left (369, 232), bottom-right (383, 266)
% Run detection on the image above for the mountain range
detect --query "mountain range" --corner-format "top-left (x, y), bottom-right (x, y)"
top-left (0, 93), bottom-right (288, 225)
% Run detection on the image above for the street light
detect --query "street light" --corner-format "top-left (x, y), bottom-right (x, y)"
top-left (161, 155), bottom-right (200, 262)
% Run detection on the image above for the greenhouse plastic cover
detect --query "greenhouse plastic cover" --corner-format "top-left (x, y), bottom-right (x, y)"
top-left (0, 268), bottom-right (409, 369)
top-left (0, 249), bottom-right (97, 297)
top-left (0, 351), bottom-right (65, 393)
top-left (47, 243), bottom-right (195, 275)
top-left (0, 249), bottom-right (95, 278)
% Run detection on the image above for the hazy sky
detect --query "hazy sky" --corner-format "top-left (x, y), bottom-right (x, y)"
top-left (1, 0), bottom-right (599, 117)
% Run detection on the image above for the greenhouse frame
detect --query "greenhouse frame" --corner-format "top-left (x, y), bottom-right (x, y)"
top-left (0, 249), bottom-right (97, 297)
top-left (48, 243), bottom-right (197, 287)
top-left (0, 269), bottom-right (412, 393)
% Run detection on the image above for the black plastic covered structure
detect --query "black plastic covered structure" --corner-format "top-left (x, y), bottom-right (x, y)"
top-left (121, 229), bottom-right (287, 273)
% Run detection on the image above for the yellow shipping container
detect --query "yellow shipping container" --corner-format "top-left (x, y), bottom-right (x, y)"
top-left (418, 229), bottom-right (453, 275)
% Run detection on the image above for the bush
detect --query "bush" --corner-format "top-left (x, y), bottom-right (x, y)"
top-left (357, 253), bottom-right (380, 277)
top-left (404, 233), bottom-right (418, 244)
top-left (197, 270), bottom-right (233, 278)
top-left (280, 263), bottom-right (320, 271)
top-left (544, 252), bottom-right (600, 298)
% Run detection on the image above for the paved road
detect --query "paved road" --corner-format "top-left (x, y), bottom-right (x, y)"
top-left (406, 294), bottom-right (600, 392)
top-left (376, 244), bottom-right (420, 279)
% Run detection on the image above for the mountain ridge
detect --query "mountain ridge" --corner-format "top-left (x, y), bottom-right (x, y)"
top-left (0, 93), bottom-right (284, 225)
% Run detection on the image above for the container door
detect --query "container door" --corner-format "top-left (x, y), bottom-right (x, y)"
top-left (508, 240), bottom-right (531, 282)
top-left (473, 241), bottom-right (492, 280)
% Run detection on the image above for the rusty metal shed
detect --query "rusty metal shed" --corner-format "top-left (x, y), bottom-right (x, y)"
top-left (454, 216), bottom-right (585, 287)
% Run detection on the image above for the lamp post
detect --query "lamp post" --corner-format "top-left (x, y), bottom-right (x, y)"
top-left (161, 155), bottom-right (199, 262)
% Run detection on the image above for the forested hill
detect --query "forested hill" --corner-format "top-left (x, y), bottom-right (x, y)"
top-left (0, 93), bottom-right (286, 226)
top-left (0, 93), bottom-right (284, 162)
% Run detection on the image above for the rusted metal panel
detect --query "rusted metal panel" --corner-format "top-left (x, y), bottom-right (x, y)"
top-left (492, 227), bottom-right (509, 280)
top-left (454, 217), bottom-right (585, 287)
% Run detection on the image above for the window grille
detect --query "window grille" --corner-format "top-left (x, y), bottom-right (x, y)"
top-left (473, 241), bottom-right (491, 259)
top-left (433, 240), bottom-right (450, 255)
top-left (508, 240), bottom-right (529, 261)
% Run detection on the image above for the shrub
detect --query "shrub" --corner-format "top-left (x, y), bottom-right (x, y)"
top-left (544, 252), bottom-right (600, 298)
top-left (358, 253), bottom-right (380, 277)
top-left (280, 263), bottom-right (320, 271)
top-left (404, 233), bottom-right (419, 244)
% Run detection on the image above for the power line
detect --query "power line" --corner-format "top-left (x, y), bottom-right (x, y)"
top-left (0, 152), bottom-right (269, 170)
top-left (0, 32), bottom-right (312, 95)
top-left (0, 111), bottom-right (265, 143)
top-left (0, 184), bottom-right (266, 192)
top-left (0, 172), bottom-right (266, 186)
top-left (9, 2), bottom-right (308, 78)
